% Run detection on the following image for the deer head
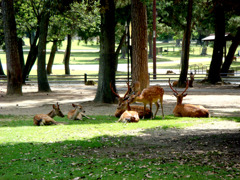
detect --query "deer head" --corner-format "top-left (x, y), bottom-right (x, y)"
top-left (50, 102), bottom-right (65, 117)
top-left (72, 103), bottom-right (85, 113)
top-left (110, 82), bottom-right (130, 109)
top-left (169, 78), bottom-right (189, 105)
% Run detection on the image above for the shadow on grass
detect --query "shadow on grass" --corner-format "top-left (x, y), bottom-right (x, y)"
top-left (0, 124), bottom-right (239, 179)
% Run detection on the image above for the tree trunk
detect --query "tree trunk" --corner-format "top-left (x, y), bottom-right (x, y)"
top-left (148, 31), bottom-right (153, 59)
top-left (17, 38), bottom-right (24, 71)
top-left (0, 60), bottom-right (5, 76)
top-left (115, 31), bottom-right (126, 72)
top-left (94, 0), bottom-right (116, 103)
top-left (22, 29), bottom-right (39, 84)
top-left (2, 0), bottom-right (22, 96)
top-left (131, 0), bottom-right (149, 90)
top-left (221, 27), bottom-right (240, 75)
top-left (207, 2), bottom-right (225, 84)
top-left (178, 0), bottom-right (193, 87)
top-left (47, 40), bottom-right (58, 75)
top-left (37, 11), bottom-right (51, 92)
top-left (63, 34), bottom-right (72, 75)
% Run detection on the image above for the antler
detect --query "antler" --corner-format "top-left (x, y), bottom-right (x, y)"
top-left (181, 78), bottom-right (189, 95)
top-left (123, 82), bottom-right (130, 99)
top-left (168, 78), bottom-right (178, 95)
top-left (110, 83), bottom-right (120, 98)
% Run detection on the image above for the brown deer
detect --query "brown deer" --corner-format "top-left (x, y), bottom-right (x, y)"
top-left (110, 82), bottom-right (152, 118)
top-left (68, 103), bottom-right (90, 120)
top-left (173, 72), bottom-right (195, 87)
top-left (169, 78), bottom-right (209, 117)
top-left (33, 103), bottom-right (65, 126)
top-left (117, 103), bottom-right (140, 123)
top-left (128, 85), bottom-right (164, 119)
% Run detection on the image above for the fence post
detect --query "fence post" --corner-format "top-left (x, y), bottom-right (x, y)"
top-left (84, 73), bottom-right (87, 84)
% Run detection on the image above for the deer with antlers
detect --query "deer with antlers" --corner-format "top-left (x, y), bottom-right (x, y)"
top-left (68, 103), bottom-right (91, 120)
top-left (169, 78), bottom-right (209, 117)
top-left (110, 82), bottom-right (152, 118)
top-left (33, 103), bottom-right (65, 126)
top-left (128, 85), bottom-right (164, 119)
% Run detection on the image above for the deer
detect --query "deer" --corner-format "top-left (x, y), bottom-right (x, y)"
top-left (117, 102), bottom-right (140, 123)
top-left (68, 103), bottom-right (91, 120)
top-left (172, 72), bottom-right (195, 87)
top-left (110, 82), bottom-right (152, 118)
top-left (33, 103), bottom-right (65, 126)
top-left (127, 85), bottom-right (164, 119)
top-left (169, 78), bottom-right (209, 117)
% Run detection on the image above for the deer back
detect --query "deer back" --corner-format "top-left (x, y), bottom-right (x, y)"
top-left (114, 105), bottom-right (152, 118)
top-left (128, 85), bottom-right (164, 104)
top-left (173, 104), bottom-right (209, 117)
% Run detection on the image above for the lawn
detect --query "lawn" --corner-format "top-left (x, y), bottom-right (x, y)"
top-left (0, 115), bottom-right (239, 179)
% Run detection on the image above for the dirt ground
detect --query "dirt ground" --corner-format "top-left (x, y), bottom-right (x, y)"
top-left (0, 82), bottom-right (240, 117)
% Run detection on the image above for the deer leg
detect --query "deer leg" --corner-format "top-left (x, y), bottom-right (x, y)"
top-left (143, 104), bottom-right (146, 119)
top-left (160, 96), bottom-right (164, 119)
top-left (154, 102), bottom-right (159, 119)
top-left (149, 103), bottom-right (153, 119)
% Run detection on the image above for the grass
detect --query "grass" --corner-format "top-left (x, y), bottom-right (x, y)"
top-left (0, 115), bottom-right (239, 179)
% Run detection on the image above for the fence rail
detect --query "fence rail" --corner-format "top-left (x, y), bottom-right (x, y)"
top-left (1, 72), bottom-right (240, 85)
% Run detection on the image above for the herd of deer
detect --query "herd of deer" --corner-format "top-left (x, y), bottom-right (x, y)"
top-left (33, 78), bottom-right (209, 126)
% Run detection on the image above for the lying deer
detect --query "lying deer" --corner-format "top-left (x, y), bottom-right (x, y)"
top-left (172, 72), bottom-right (195, 87)
top-left (117, 103), bottom-right (140, 123)
top-left (110, 82), bottom-right (152, 118)
top-left (169, 78), bottom-right (209, 117)
top-left (68, 103), bottom-right (90, 120)
top-left (128, 85), bottom-right (164, 119)
top-left (33, 103), bottom-right (65, 126)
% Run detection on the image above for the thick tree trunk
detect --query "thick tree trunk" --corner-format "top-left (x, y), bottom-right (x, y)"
top-left (47, 40), bottom-right (58, 75)
top-left (63, 34), bottom-right (72, 75)
top-left (37, 12), bottom-right (51, 92)
top-left (207, 2), bottom-right (225, 84)
top-left (2, 0), bottom-right (22, 96)
top-left (22, 29), bottom-right (39, 84)
top-left (131, 0), bottom-right (149, 90)
top-left (221, 27), bottom-right (240, 75)
top-left (178, 0), bottom-right (193, 87)
top-left (94, 0), bottom-right (116, 103)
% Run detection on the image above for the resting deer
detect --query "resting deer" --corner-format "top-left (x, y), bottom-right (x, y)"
top-left (33, 103), bottom-right (65, 126)
top-left (68, 103), bottom-right (90, 120)
top-left (110, 82), bottom-right (152, 118)
top-left (169, 78), bottom-right (209, 117)
top-left (128, 85), bottom-right (164, 119)
top-left (117, 103), bottom-right (140, 123)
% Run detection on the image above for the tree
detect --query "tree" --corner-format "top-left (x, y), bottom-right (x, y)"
top-left (94, 0), bottom-right (116, 103)
top-left (207, 1), bottom-right (225, 84)
top-left (2, 0), bottom-right (22, 95)
top-left (37, 9), bottom-right (51, 92)
top-left (131, 0), bottom-right (149, 90)
top-left (178, 0), bottom-right (193, 87)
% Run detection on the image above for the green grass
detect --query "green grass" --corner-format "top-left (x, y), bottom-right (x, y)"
top-left (0, 115), bottom-right (239, 179)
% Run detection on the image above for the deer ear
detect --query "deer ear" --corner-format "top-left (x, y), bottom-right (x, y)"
top-left (183, 93), bottom-right (188, 97)
top-left (173, 93), bottom-right (178, 97)
top-left (72, 103), bottom-right (76, 107)
top-left (53, 104), bottom-right (56, 109)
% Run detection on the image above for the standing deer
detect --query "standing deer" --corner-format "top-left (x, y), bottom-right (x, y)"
top-left (169, 78), bottom-right (209, 117)
top-left (117, 103), bottom-right (140, 123)
top-left (33, 103), bottom-right (65, 126)
top-left (68, 103), bottom-right (90, 120)
top-left (128, 85), bottom-right (164, 119)
top-left (110, 82), bottom-right (152, 118)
